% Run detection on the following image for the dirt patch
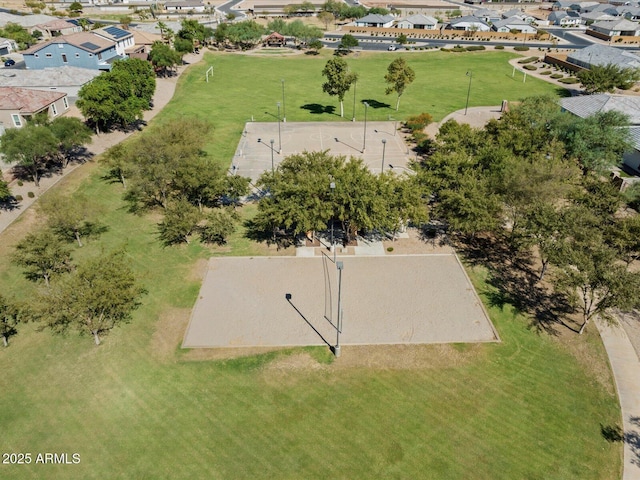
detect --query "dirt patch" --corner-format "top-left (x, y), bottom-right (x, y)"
top-left (149, 307), bottom-right (192, 363)
top-left (383, 228), bottom-right (453, 255)
top-left (181, 345), bottom-right (283, 361)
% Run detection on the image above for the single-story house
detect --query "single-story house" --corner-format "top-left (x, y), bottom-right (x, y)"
top-left (128, 29), bottom-right (162, 54)
top-left (35, 19), bottom-right (82, 39)
top-left (472, 9), bottom-right (501, 24)
top-left (22, 31), bottom-right (124, 70)
top-left (580, 12), bottom-right (616, 24)
top-left (590, 18), bottom-right (640, 36)
top-left (567, 44), bottom-right (640, 69)
top-left (560, 94), bottom-right (640, 172)
top-left (552, 1), bottom-right (581, 11)
top-left (502, 9), bottom-right (538, 23)
top-left (396, 14), bottom-right (437, 30)
top-left (620, 6), bottom-right (640, 20)
top-left (492, 17), bottom-right (538, 33)
top-left (164, 0), bottom-right (205, 12)
top-left (355, 14), bottom-right (395, 28)
top-left (0, 37), bottom-right (18, 56)
top-left (548, 10), bottom-right (582, 26)
top-left (0, 87), bottom-right (69, 131)
top-left (447, 16), bottom-right (492, 32)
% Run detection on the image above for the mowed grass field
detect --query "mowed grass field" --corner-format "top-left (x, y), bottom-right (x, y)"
top-left (163, 49), bottom-right (564, 167)
top-left (0, 51), bottom-right (622, 479)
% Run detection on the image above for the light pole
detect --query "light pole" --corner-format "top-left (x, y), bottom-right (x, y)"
top-left (381, 139), bottom-right (386, 173)
top-left (270, 139), bottom-right (275, 174)
top-left (276, 102), bottom-right (282, 154)
top-left (281, 79), bottom-right (286, 122)
top-left (464, 71), bottom-right (472, 116)
top-left (362, 101), bottom-right (369, 153)
top-left (330, 181), bottom-right (336, 260)
top-left (334, 260), bottom-right (344, 357)
top-left (352, 80), bottom-right (357, 122)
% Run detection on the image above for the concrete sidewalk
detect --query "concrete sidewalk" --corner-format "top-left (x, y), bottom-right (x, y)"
top-left (596, 319), bottom-right (640, 480)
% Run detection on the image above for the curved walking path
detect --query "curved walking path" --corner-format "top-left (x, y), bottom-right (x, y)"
top-left (0, 49), bottom-right (205, 235)
top-left (597, 319), bottom-right (640, 479)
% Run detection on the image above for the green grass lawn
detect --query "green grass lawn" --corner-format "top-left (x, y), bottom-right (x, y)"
top-left (163, 50), bottom-right (562, 167)
top-left (0, 52), bottom-right (621, 479)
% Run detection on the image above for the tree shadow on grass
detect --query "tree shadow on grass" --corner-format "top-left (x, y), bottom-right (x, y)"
top-left (457, 234), bottom-right (576, 336)
top-left (362, 99), bottom-right (391, 109)
top-left (300, 104), bottom-right (336, 115)
top-left (628, 416), bottom-right (640, 467)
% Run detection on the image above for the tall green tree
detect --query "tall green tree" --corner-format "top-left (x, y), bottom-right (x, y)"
top-left (12, 230), bottom-right (73, 286)
top-left (338, 33), bottom-right (358, 52)
top-left (0, 124), bottom-right (58, 186)
top-left (322, 57), bottom-right (357, 117)
top-left (37, 250), bottom-right (146, 345)
top-left (226, 20), bottom-right (264, 50)
top-left (200, 207), bottom-right (240, 245)
top-left (112, 57), bottom-right (156, 106)
top-left (0, 295), bottom-right (21, 347)
top-left (0, 179), bottom-right (10, 202)
top-left (384, 57), bottom-right (415, 111)
top-left (318, 11), bottom-right (335, 30)
top-left (47, 116), bottom-right (93, 168)
top-left (158, 197), bottom-right (202, 245)
top-left (149, 41), bottom-right (181, 76)
top-left (40, 193), bottom-right (105, 247)
top-left (578, 64), bottom-right (640, 93)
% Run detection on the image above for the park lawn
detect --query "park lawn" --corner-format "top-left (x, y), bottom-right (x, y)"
top-left (0, 52), bottom-right (621, 479)
top-left (160, 49), bottom-right (562, 167)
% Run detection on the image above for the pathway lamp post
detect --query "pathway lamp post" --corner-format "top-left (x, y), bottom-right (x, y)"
top-left (334, 261), bottom-right (344, 357)
top-left (381, 139), bottom-right (387, 173)
top-left (464, 71), bottom-right (472, 116)
top-left (270, 139), bottom-right (275, 174)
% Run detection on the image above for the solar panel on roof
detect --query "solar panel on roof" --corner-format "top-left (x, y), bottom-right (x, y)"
top-left (104, 26), bottom-right (129, 39)
top-left (80, 42), bottom-right (101, 51)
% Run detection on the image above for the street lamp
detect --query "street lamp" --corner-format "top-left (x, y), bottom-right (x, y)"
top-left (334, 260), bottom-right (344, 357)
top-left (352, 80), bottom-right (357, 122)
top-left (330, 181), bottom-right (336, 260)
top-left (464, 70), bottom-right (472, 116)
top-left (270, 139), bottom-right (275, 174)
top-left (362, 101), bottom-right (369, 153)
top-left (281, 79), bottom-right (286, 122)
top-left (381, 139), bottom-right (386, 173)
top-left (276, 102), bottom-right (282, 154)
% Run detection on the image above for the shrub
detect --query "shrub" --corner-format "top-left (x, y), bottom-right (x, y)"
top-left (14, 195), bottom-right (23, 201)
top-left (466, 45), bottom-right (485, 51)
top-left (27, 191), bottom-right (35, 198)
top-left (404, 113), bottom-right (434, 133)
top-left (558, 77), bottom-right (580, 84)
top-left (494, 45), bottom-right (505, 49)
top-left (523, 64), bottom-right (537, 71)
top-left (387, 247), bottom-right (394, 252)
top-left (540, 70), bottom-right (552, 75)
top-left (517, 56), bottom-right (539, 64)
top-left (513, 46), bottom-right (529, 51)
top-left (451, 45), bottom-right (466, 52)
top-left (17, 181), bottom-right (23, 186)
top-left (550, 73), bottom-right (564, 79)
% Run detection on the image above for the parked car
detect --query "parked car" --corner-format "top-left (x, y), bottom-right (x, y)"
top-left (4, 59), bottom-right (15, 67)
top-left (388, 45), bottom-right (397, 51)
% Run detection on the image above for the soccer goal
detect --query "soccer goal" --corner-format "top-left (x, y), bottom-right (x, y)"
top-left (205, 66), bottom-right (214, 83)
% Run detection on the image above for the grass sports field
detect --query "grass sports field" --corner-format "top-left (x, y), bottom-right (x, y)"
top-left (0, 51), bottom-right (621, 479)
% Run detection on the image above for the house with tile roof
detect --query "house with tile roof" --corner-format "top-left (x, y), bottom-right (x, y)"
top-left (567, 43), bottom-right (640, 69)
top-left (548, 10), bottom-right (582, 26)
top-left (492, 17), bottom-right (538, 33)
top-left (447, 16), bottom-right (491, 31)
top-left (22, 31), bottom-right (124, 70)
top-left (92, 26), bottom-right (135, 56)
top-left (560, 94), bottom-right (640, 172)
top-left (0, 66), bottom-right (100, 98)
top-left (589, 18), bottom-right (640, 36)
top-left (396, 14), bottom-right (437, 30)
top-left (355, 14), bottom-right (395, 28)
top-left (0, 87), bottom-right (69, 134)
top-left (35, 19), bottom-right (82, 39)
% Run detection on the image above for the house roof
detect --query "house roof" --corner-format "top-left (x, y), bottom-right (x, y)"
top-left (580, 12), bottom-right (615, 21)
top-left (560, 94), bottom-right (640, 124)
top-left (400, 14), bottom-right (437, 24)
top-left (165, 0), bottom-right (204, 6)
top-left (493, 17), bottom-right (531, 29)
top-left (450, 16), bottom-right (491, 26)
top-left (356, 14), bottom-right (395, 24)
top-left (568, 43), bottom-right (640, 69)
top-left (0, 87), bottom-right (66, 114)
top-left (23, 31), bottom-right (115, 55)
top-left (591, 18), bottom-right (640, 30)
top-left (628, 126), bottom-right (640, 150)
top-left (0, 66), bottom-right (100, 88)
top-left (93, 26), bottom-right (133, 42)
top-left (130, 29), bottom-right (161, 45)
top-left (36, 19), bottom-right (78, 30)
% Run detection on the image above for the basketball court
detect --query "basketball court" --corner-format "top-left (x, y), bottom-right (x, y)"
top-left (182, 254), bottom-right (499, 349)
top-left (231, 121), bottom-right (412, 181)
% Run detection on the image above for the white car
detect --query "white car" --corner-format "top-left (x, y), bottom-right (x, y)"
top-left (388, 45), bottom-right (397, 51)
